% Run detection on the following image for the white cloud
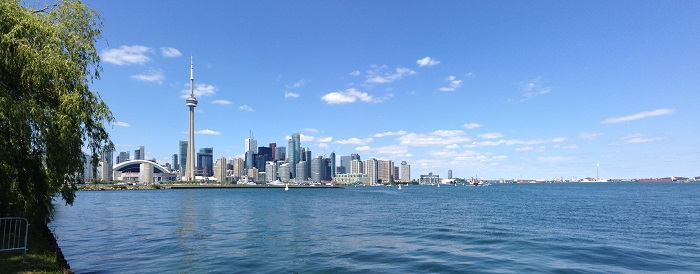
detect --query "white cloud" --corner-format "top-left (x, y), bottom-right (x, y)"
top-left (349, 70), bottom-right (361, 76)
top-left (355, 146), bottom-right (371, 151)
top-left (284, 91), bottom-right (300, 98)
top-left (321, 88), bottom-right (391, 104)
top-left (335, 137), bottom-right (373, 145)
top-left (416, 56), bottom-right (440, 67)
top-left (316, 137), bottom-right (333, 143)
top-left (180, 83), bottom-right (217, 98)
top-left (239, 105), bottom-right (254, 112)
top-left (462, 123), bottom-right (483, 129)
top-left (601, 109), bottom-right (675, 124)
top-left (478, 132), bottom-right (504, 139)
top-left (286, 79), bottom-right (306, 89)
top-left (398, 130), bottom-right (472, 146)
top-left (373, 130), bottom-right (407, 138)
top-left (212, 100), bottom-right (232, 105)
top-left (374, 145), bottom-right (410, 156)
top-left (114, 121), bottom-right (130, 127)
top-left (101, 45), bottom-right (152, 65)
top-left (196, 129), bottom-right (221, 135)
top-left (130, 69), bottom-right (165, 84)
top-left (160, 47), bottom-right (182, 58)
top-left (438, 75), bottom-right (463, 92)
top-left (445, 144), bottom-right (459, 149)
top-left (318, 143), bottom-right (330, 149)
top-left (515, 146), bottom-right (534, 151)
top-left (303, 128), bottom-right (319, 133)
top-left (465, 137), bottom-right (566, 148)
top-left (365, 65), bottom-right (416, 84)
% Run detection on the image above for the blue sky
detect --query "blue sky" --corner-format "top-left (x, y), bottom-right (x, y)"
top-left (86, 0), bottom-right (699, 180)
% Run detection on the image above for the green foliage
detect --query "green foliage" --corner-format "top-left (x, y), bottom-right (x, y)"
top-left (0, 0), bottom-right (112, 225)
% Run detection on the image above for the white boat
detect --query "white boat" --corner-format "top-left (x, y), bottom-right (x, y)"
top-left (285, 184), bottom-right (289, 191)
top-left (398, 184), bottom-right (402, 190)
top-left (267, 180), bottom-right (285, 186)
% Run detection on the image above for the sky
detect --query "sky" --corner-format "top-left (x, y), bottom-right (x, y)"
top-left (83, 0), bottom-right (700, 180)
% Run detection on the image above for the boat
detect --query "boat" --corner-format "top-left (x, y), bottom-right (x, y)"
top-left (267, 180), bottom-right (285, 186)
top-left (285, 184), bottom-right (289, 191)
top-left (398, 184), bottom-right (401, 190)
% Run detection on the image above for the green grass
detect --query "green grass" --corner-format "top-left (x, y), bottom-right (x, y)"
top-left (0, 227), bottom-right (61, 274)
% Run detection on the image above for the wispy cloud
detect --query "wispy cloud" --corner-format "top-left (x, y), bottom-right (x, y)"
top-left (462, 123), bottom-right (483, 129)
top-left (160, 47), bottom-right (182, 58)
top-left (466, 137), bottom-right (566, 148)
top-left (622, 134), bottom-right (666, 144)
top-left (196, 129), bottom-right (221, 135)
top-left (321, 88), bottom-right (392, 104)
top-left (438, 75), bottom-right (462, 92)
top-left (284, 91), bottom-right (300, 98)
top-left (578, 132), bottom-right (603, 140)
top-left (101, 45), bottom-right (152, 65)
top-left (239, 105), bottom-right (254, 112)
top-left (374, 130), bottom-right (407, 138)
top-left (399, 130), bottom-right (472, 146)
top-left (512, 77), bottom-right (551, 102)
top-left (285, 79), bottom-right (306, 89)
top-left (180, 83), bottom-right (217, 98)
top-left (212, 100), bottom-right (232, 105)
top-left (601, 109), bottom-right (675, 124)
top-left (114, 121), bottom-right (130, 127)
top-left (130, 68), bottom-right (165, 84)
top-left (416, 56), bottom-right (440, 67)
top-left (349, 70), bottom-right (361, 76)
top-left (365, 65), bottom-right (416, 84)
top-left (335, 137), bottom-right (373, 145)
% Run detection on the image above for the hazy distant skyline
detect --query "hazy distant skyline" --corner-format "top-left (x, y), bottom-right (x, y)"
top-left (87, 1), bottom-right (700, 179)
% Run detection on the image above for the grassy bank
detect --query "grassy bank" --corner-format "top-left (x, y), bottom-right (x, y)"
top-left (0, 225), bottom-right (62, 274)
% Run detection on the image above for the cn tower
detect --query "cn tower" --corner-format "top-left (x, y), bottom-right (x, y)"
top-left (184, 56), bottom-right (197, 181)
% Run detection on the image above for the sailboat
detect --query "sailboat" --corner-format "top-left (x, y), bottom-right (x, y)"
top-left (285, 184), bottom-right (289, 191)
top-left (398, 184), bottom-right (402, 190)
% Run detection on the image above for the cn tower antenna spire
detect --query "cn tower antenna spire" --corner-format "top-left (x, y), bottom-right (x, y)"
top-left (190, 55), bottom-right (194, 97)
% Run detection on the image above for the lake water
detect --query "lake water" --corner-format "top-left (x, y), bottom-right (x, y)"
top-left (52, 183), bottom-right (700, 273)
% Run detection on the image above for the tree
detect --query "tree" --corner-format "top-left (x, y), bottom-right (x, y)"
top-left (0, 0), bottom-right (113, 225)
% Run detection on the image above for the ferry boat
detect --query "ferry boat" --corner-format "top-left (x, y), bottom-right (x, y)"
top-left (635, 177), bottom-right (676, 183)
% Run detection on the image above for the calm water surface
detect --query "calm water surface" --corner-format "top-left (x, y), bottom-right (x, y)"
top-left (52, 183), bottom-right (700, 273)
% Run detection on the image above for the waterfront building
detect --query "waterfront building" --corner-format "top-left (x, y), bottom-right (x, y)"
top-left (351, 159), bottom-right (363, 174)
top-left (265, 161), bottom-right (277, 182)
top-left (378, 159), bottom-right (394, 183)
top-left (278, 163), bottom-right (291, 182)
top-left (184, 57), bottom-right (198, 181)
top-left (296, 161), bottom-right (308, 182)
top-left (118, 151), bottom-right (129, 164)
top-left (448, 169), bottom-right (453, 179)
top-left (394, 167), bottom-right (400, 181)
top-left (214, 156), bottom-right (226, 182)
top-left (333, 173), bottom-right (369, 185)
top-left (197, 147), bottom-right (213, 177)
top-left (245, 151), bottom-right (255, 170)
top-left (179, 141), bottom-right (187, 175)
top-left (134, 146), bottom-right (145, 160)
top-left (113, 160), bottom-right (177, 183)
top-left (364, 158), bottom-right (378, 185)
top-left (232, 158), bottom-right (245, 178)
top-left (401, 161), bottom-right (410, 182)
top-left (311, 156), bottom-right (325, 183)
top-left (419, 172), bottom-right (441, 185)
top-left (274, 146), bottom-right (286, 161)
top-left (82, 153), bottom-right (95, 183)
top-left (247, 167), bottom-right (258, 182)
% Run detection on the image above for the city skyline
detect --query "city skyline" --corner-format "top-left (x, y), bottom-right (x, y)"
top-left (87, 1), bottom-right (700, 180)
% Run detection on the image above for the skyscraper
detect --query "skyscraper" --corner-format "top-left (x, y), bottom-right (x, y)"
top-left (329, 152), bottom-right (336, 178)
top-left (339, 155), bottom-right (352, 174)
top-left (274, 146), bottom-right (286, 161)
top-left (269, 143), bottom-right (276, 160)
top-left (287, 133), bottom-right (300, 178)
top-left (448, 169), bottom-right (453, 179)
top-left (179, 141), bottom-right (187, 174)
top-left (378, 159), bottom-right (394, 183)
top-left (172, 154), bottom-right (178, 171)
top-left (296, 161), bottom-right (308, 182)
top-left (401, 161), bottom-right (410, 182)
top-left (185, 57), bottom-right (198, 181)
top-left (100, 147), bottom-right (113, 181)
top-left (364, 158), bottom-right (378, 185)
top-left (265, 161), bottom-right (277, 182)
top-left (118, 151), bottom-right (129, 164)
top-left (214, 156), bottom-right (226, 182)
top-left (134, 146), bottom-right (145, 160)
top-left (311, 156), bottom-right (325, 183)
top-left (351, 159), bottom-right (363, 174)
top-left (232, 158), bottom-right (245, 178)
top-left (197, 147), bottom-right (213, 177)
